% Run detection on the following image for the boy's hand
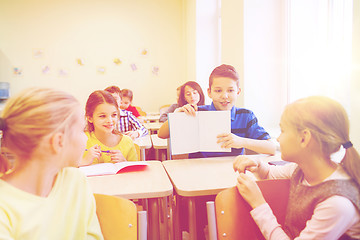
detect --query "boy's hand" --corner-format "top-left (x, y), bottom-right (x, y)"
top-left (236, 173), bottom-right (266, 209)
top-left (233, 155), bottom-right (258, 173)
top-left (217, 133), bottom-right (247, 149)
top-left (124, 131), bottom-right (140, 140)
top-left (107, 150), bottom-right (127, 163)
top-left (174, 104), bottom-right (197, 116)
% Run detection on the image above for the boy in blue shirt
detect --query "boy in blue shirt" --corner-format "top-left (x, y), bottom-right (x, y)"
top-left (162, 64), bottom-right (276, 158)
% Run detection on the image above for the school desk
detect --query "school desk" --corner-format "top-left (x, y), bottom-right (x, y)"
top-left (143, 114), bottom-right (161, 123)
top-left (161, 155), bottom-right (283, 240)
top-left (150, 134), bottom-right (168, 161)
top-left (144, 122), bottom-right (162, 134)
top-left (133, 134), bottom-right (152, 161)
top-left (87, 160), bottom-right (173, 240)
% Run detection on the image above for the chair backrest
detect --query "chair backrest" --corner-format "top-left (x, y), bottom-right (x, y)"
top-left (214, 179), bottom-right (290, 240)
top-left (135, 106), bottom-right (147, 116)
top-left (94, 194), bottom-right (138, 240)
top-left (159, 104), bottom-right (172, 116)
top-left (134, 143), bottom-right (141, 161)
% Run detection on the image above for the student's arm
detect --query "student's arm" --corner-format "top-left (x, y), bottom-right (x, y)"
top-left (158, 121), bottom-right (170, 139)
top-left (250, 196), bottom-right (359, 240)
top-left (217, 135), bottom-right (276, 155)
top-left (126, 111), bottom-right (148, 137)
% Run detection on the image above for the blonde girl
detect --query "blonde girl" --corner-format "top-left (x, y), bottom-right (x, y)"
top-left (81, 90), bottom-right (138, 166)
top-left (0, 88), bottom-right (103, 239)
top-left (233, 96), bottom-right (360, 239)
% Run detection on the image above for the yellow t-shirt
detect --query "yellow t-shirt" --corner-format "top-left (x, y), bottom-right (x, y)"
top-left (85, 132), bottom-right (138, 164)
top-left (0, 168), bottom-right (104, 240)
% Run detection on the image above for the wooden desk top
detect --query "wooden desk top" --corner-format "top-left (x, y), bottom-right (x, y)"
top-left (162, 157), bottom-right (239, 197)
top-left (134, 134), bottom-right (152, 149)
top-left (87, 161), bottom-right (173, 199)
top-left (150, 134), bottom-right (168, 149)
top-left (144, 122), bottom-right (162, 130)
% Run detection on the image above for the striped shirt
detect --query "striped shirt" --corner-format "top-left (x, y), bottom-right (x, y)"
top-left (189, 103), bottom-right (270, 158)
top-left (119, 109), bottom-right (148, 137)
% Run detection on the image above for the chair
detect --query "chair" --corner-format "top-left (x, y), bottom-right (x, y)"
top-left (207, 179), bottom-right (290, 240)
top-left (134, 143), bottom-right (141, 161)
top-left (135, 106), bottom-right (147, 116)
top-left (94, 193), bottom-right (147, 240)
top-left (159, 104), bottom-right (172, 116)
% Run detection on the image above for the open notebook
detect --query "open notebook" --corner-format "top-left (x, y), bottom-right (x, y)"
top-left (79, 162), bottom-right (149, 177)
top-left (168, 111), bottom-right (231, 155)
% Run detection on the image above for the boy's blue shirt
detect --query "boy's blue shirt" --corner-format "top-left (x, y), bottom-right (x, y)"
top-left (188, 102), bottom-right (270, 158)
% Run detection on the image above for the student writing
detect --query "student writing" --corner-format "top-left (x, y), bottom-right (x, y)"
top-left (80, 90), bottom-right (138, 166)
top-left (233, 96), bottom-right (360, 239)
top-left (0, 88), bottom-right (103, 239)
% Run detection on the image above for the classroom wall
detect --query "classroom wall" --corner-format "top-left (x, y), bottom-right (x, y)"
top-left (0, 0), bottom-right (186, 111)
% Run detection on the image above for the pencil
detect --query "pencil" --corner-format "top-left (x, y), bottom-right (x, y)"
top-left (85, 149), bottom-right (111, 153)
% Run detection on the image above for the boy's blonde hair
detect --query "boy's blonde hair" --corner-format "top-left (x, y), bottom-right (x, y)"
top-left (0, 88), bottom-right (81, 174)
top-left (209, 64), bottom-right (240, 89)
top-left (282, 96), bottom-right (360, 186)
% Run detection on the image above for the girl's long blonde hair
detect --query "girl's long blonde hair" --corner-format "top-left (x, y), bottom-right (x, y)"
top-left (0, 88), bottom-right (80, 174)
top-left (282, 96), bottom-right (360, 186)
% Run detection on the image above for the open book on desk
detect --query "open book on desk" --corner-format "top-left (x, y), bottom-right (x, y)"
top-left (79, 162), bottom-right (149, 177)
top-left (168, 111), bottom-right (231, 155)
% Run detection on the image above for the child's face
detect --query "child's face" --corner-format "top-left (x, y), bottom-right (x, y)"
top-left (277, 117), bottom-right (301, 162)
top-left (184, 85), bottom-right (200, 105)
top-left (88, 103), bottom-right (118, 133)
top-left (207, 77), bottom-right (240, 111)
top-left (120, 97), bottom-right (131, 110)
top-left (110, 93), bottom-right (121, 108)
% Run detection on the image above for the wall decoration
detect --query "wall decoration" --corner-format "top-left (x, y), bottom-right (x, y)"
top-left (13, 67), bottom-right (22, 76)
top-left (130, 63), bottom-right (137, 71)
top-left (33, 49), bottom-right (44, 58)
top-left (141, 49), bottom-right (148, 56)
top-left (58, 69), bottom-right (68, 77)
top-left (97, 66), bottom-right (106, 74)
top-left (76, 58), bottom-right (84, 66)
top-left (152, 66), bottom-right (159, 75)
top-left (113, 58), bottom-right (122, 65)
top-left (42, 65), bottom-right (50, 74)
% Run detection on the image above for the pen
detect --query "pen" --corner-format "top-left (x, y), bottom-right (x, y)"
top-left (85, 149), bottom-right (111, 153)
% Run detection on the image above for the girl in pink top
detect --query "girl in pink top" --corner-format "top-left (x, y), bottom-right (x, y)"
top-left (233, 96), bottom-right (360, 239)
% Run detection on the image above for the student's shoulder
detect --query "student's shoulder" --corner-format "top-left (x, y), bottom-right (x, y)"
top-left (233, 107), bottom-right (254, 115)
top-left (121, 134), bottom-right (134, 144)
top-left (61, 167), bottom-right (88, 183)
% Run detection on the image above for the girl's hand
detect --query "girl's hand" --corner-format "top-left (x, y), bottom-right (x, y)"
top-left (217, 133), bottom-right (247, 149)
top-left (174, 104), bottom-right (197, 116)
top-left (124, 131), bottom-right (140, 140)
top-left (233, 155), bottom-right (259, 173)
top-left (236, 173), bottom-right (266, 209)
top-left (80, 145), bottom-right (101, 166)
top-left (88, 145), bottom-right (101, 160)
top-left (107, 150), bottom-right (127, 163)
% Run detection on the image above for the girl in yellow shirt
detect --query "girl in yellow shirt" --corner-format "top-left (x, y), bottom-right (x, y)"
top-left (81, 90), bottom-right (138, 166)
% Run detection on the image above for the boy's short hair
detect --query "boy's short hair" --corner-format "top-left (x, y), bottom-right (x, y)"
top-left (208, 64), bottom-right (240, 89)
top-left (121, 89), bottom-right (133, 101)
top-left (104, 86), bottom-right (121, 96)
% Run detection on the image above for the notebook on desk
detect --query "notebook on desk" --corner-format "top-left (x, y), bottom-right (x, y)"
top-left (79, 162), bottom-right (149, 177)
